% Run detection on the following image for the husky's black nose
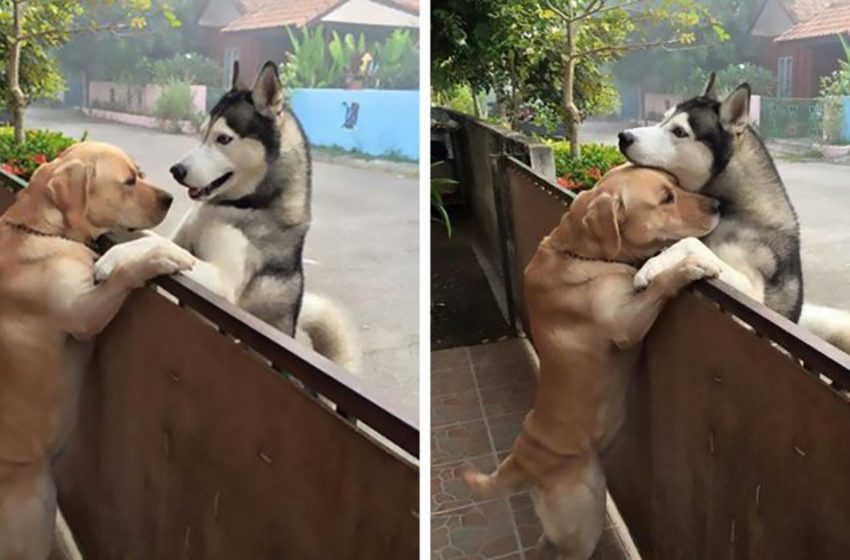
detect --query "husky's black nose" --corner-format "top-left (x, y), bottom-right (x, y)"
top-left (170, 164), bottom-right (187, 184)
top-left (618, 131), bottom-right (635, 151)
top-left (710, 198), bottom-right (721, 213)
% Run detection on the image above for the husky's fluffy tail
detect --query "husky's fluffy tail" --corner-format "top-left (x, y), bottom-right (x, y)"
top-left (299, 292), bottom-right (361, 373)
top-left (800, 304), bottom-right (850, 356)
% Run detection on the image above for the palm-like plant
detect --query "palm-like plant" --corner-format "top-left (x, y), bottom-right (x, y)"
top-left (431, 162), bottom-right (456, 237)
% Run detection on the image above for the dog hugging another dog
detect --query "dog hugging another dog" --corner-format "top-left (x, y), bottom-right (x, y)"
top-left (464, 74), bottom-right (850, 559)
top-left (0, 62), bottom-right (357, 559)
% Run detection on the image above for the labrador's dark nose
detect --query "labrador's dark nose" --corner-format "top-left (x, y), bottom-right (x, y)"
top-left (710, 198), bottom-right (721, 213)
top-left (170, 164), bottom-right (187, 184)
top-left (159, 192), bottom-right (174, 211)
top-left (618, 131), bottom-right (635, 151)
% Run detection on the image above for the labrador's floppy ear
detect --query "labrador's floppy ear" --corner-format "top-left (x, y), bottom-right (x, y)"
top-left (702, 71), bottom-right (717, 100)
top-left (251, 61), bottom-right (283, 117)
top-left (47, 159), bottom-right (96, 239)
top-left (582, 191), bottom-right (623, 259)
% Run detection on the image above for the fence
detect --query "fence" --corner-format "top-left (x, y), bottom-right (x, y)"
top-left (0, 171), bottom-right (418, 558)
top-left (435, 108), bottom-right (555, 325)
top-left (759, 97), bottom-right (825, 140)
top-left (498, 155), bottom-right (850, 558)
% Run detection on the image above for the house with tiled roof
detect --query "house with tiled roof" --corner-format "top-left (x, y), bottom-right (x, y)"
top-left (751, 0), bottom-right (850, 96)
top-left (197, 0), bottom-right (419, 87)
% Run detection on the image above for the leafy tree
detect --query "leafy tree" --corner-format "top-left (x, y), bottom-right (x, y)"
top-left (58, 0), bottom-right (205, 85)
top-left (614, 0), bottom-right (760, 96)
top-left (541, 0), bottom-right (726, 157)
top-left (0, 0), bottom-right (177, 142)
top-left (434, 0), bottom-right (726, 157)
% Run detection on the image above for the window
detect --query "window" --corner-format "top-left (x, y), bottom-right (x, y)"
top-left (778, 56), bottom-right (793, 97)
top-left (223, 48), bottom-right (240, 88)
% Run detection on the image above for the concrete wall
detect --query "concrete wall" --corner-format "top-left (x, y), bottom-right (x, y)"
top-left (290, 88), bottom-right (419, 160)
top-left (89, 81), bottom-right (207, 116)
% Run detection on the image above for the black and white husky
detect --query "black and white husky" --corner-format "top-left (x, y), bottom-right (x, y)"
top-left (96, 61), bottom-right (359, 371)
top-left (619, 73), bottom-right (850, 354)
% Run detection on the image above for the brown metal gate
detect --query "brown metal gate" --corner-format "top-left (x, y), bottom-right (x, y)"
top-left (500, 156), bottom-right (850, 559)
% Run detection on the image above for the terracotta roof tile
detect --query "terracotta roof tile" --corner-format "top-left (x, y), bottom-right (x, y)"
top-left (384, 0), bottom-right (419, 12)
top-left (223, 0), bottom-right (419, 32)
top-left (776, 2), bottom-right (850, 41)
top-left (780, 0), bottom-right (833, 22)
top-left (224, 0), bottom-right (343, 31)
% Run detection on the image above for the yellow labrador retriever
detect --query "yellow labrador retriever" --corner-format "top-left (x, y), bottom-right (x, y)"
top-left (0, 142), bottom-right (195, 559)
top-left (464, 165), bottom-right (721, 559)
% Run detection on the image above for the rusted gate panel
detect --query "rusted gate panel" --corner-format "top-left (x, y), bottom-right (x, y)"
top-left (55, 290), bottom-right (417, 559)
top-left (500, 156), bottom-right (850, 559)
top-left (607, 292), bottom-right (850, 560)
top-left (503, 157), bottom-right (574, 332)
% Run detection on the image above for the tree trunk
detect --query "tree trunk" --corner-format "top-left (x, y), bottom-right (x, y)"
top-left (562, 18), bottom-right (581, 159)
top-left (9, 1), bottom-right (26, 144)
top-left (509, 51), bottom-right (521, 131)
top-left (469, 83), bottom-right (481, 118)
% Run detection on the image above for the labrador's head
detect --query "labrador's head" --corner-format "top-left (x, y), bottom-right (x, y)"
top-left (558, 164), bottom-right (720, 262)
top-left (23, 141), bottom-right (173, 242)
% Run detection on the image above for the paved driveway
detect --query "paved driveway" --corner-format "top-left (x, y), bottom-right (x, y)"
top-left (25, 108), bottom-right (419, 418)
top-left (778, 159), bottom-right (850, 311)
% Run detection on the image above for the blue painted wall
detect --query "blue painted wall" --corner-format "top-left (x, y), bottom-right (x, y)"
top-left (842, 97), bottom-right (850, 142)
top-left (290, 88), bottom-right (419, 161)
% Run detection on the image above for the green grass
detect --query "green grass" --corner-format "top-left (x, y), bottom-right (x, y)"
top-left (312, 144), bottom-right (416, 163)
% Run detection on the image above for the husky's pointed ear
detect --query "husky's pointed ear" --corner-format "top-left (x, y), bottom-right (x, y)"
top-left (252, 61), bottom-right (283, 117)
top-left (231, 60), bottom-right (247, 91)
top-left (702, 71), bottom-right (717, 100)
top-left (720, 83), bottom-right (751, 133)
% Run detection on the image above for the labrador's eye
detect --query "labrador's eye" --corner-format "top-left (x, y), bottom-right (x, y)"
top-left (125, 176), bottom-right (136, 186)
top-left (671, 126), bottom-right (688, 138)
top-left (216, 134), bottom-right (233, 145)
top-left (661, 190), bottom-right (674, 205)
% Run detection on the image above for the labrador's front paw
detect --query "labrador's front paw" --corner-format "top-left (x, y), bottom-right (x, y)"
top-left (94, 236), bottom-right (195, 286)
top-left (141, 244), bottom-right (196, 280)
top-left (634, 237), bottom-right (713, 290)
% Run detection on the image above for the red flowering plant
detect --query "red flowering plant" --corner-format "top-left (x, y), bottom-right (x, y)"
top-left (547, 140), bottom-right (625, 192)
top-left (0, 127), bottom-right (83, 186)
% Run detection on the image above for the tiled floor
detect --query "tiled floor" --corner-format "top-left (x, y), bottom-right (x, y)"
top-left (431, 339), bottom-right (634, 560)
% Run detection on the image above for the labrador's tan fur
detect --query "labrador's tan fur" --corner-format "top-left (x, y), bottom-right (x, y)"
top-left (463, 165), bottom-right (721, 559)
top-left (0, 142), bottom-right (194, 560)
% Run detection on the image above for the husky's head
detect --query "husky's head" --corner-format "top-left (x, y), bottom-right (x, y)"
top-left (618, 73), bottom-right (752, 192)
top-left (170, 61), bottom-right (284, 202)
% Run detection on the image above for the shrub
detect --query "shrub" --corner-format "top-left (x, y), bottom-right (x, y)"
top-left (0, 127), bottom-right (83, 181)
top-left (154, 80), bottom-right (195, 124)
top-left (546, 141), bottom-right (626, 191)
top-left (373, 29), bottom-right (419, 89)
top-left (283, 25), bottom-right (419, 90)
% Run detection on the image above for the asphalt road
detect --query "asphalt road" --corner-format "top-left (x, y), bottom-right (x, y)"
top-left (779, 159), bottom-right (850, 311)
top-left (25, 107), bottom-right (420, 419)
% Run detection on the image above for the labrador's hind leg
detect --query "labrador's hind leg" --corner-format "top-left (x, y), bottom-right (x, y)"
top-left (531, 453), bottom-right (606, 560)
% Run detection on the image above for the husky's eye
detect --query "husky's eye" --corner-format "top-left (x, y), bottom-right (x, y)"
top-left (216, 134), bottom-right (233, 145)
top-left (671, 126), bottom-right (688, 138)
top-left (661, 190), bottom-right (675, 205)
